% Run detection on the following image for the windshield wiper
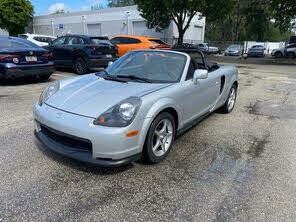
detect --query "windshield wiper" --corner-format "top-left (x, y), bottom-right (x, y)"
top-left (97, 70), bottom-right (127, 83)
top-left (116, 75), bottom-right (152, 83)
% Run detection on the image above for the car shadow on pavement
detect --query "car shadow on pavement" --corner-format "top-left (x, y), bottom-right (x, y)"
top-left (34, 137), bottom-right (133, 175)
top-left (0, 76), bottom-right (53, 86)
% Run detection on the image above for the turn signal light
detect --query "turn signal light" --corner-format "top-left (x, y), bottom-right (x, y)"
top-left (126, 130), bottom-right (139, 137)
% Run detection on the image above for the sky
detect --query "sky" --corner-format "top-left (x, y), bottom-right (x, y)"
top-left (30, 0), bottom-right (108, 15)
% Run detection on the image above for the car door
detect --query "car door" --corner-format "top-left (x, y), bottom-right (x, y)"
top-left (63, 36), bottom-right (85, 67)
top-left (50, 37), bottom-right (67, 66)
top-left (111, 37), bottom-right (129, 57)
top-left (181, 59), bottom-right (220, 124)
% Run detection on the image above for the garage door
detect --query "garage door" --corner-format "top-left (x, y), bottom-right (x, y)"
top-left (87, 24), bottom-right (102, 36)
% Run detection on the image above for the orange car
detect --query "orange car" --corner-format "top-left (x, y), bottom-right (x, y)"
top-left (110, 35), bottom-right (171, 57)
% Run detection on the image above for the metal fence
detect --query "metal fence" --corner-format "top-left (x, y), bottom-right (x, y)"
top-left (162, 38), bottom-right (288, 55)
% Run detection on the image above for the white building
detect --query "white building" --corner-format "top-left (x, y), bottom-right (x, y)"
top-left (28, 6), bottom-right (206, 44)
top-left (0, 29), bottom-right (9, 36)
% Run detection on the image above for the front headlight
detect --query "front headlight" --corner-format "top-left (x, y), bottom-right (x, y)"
top-left (93, 97), bottom-right (142, 127)
top-left (38, 81), bottom-right (60, 106)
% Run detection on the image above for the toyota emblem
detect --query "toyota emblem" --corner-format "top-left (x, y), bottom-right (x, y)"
top-left (29, 51), bottom-right (33, 55)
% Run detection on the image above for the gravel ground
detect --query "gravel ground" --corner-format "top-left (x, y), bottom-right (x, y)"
top-left (0, 63), bottom-right (296, 222)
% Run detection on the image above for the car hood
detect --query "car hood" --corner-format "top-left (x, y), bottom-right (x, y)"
top-left (46, 74), bottom-right (171, 118)
top-left (226, 48), bottom-right (239, 52)
top-left (249, 48), bottom-right (264, 52)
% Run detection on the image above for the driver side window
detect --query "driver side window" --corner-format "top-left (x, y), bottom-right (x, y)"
top-left (52, 37), bottom-right (66, 46)
top-left (186, 60), bottom-right (197, 80)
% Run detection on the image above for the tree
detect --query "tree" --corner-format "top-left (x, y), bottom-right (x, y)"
top-left (204, 0), bottom-right (238, 42)
top-left (135, 0), bottom-right (206, 47)
top-left (245, 0), bottom-right (270, 41)
top-left (269, 0), bottom-right (296, 31)
top-left (108, 0), bottom-right (135, 7)
top-left (0, 0), bottom-right (34, 36)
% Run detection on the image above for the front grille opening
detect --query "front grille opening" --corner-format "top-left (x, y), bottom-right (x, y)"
top-left (40, 125), bottom-right (92, 152)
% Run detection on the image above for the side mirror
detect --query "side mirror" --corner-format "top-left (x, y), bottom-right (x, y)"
top-left (193, 69), bottom-right (208, 84)
top-left (108, 61), bottom-right (114, 67)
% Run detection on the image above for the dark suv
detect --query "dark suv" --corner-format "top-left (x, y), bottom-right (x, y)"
top-left (47, 34), bottom-right (118, 74)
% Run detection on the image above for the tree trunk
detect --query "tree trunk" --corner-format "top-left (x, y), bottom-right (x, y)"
top-left (221, 21), bottom-right (225, 43)
top-left (229, 15), bottom-right (234, 42)
top-left (177, 29), bottom-right (185, 48)
top-left (235, 1), bottom-right (242, 42)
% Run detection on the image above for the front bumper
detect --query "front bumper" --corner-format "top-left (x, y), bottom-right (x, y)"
top-left (33, 103), bottom-right (147, 166)
top-left (34, 129), bottom-right (141, 167)
top-left (225, 52), bottom-right (240, 56)
top-left (247, 52), bottom-right (264, 57)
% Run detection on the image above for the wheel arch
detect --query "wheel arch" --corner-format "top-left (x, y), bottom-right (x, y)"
top-left (72, 50), bottom-right (88, 62)
top-left (233, 80), bottom-right (238, 89)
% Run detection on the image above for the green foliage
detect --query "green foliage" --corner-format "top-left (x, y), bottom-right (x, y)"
top-left (51, 9), bottom-right (65, 15)
top-left (269, 0), bottom-right (296, 31)
top-left (0, 0), bottom-right (34, 36)
top-left (108, 0), bottom-right (135, 8)
top-left (205, 0), bottom-right (295, 42)
top-left (135, 0), bottom-right (206, 46)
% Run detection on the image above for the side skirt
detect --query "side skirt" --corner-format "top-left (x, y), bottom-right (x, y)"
top-left (176, 111), bottom-right (211, 137)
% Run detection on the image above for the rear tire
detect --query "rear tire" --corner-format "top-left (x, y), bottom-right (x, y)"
top-left (143, 112), bottom-right (176, 164)
top-left (287, 52), bottom-right (295, 59)
top-left (74, 57), bottom-right (89, 74)
top-left (219, 84), bottom-right (237, 113)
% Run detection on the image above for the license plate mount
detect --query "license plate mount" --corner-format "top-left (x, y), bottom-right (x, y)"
top-left (26, 56), bottom-right (38, 62)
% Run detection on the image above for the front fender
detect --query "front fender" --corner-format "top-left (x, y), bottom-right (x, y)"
top-left (143, 97), bottom-right (183, 129)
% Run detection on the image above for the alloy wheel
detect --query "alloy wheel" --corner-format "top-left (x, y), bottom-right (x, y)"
top-left (152, 119), bottom-right (173, 157)
top-left (227, 87), bottom-right (236, 111)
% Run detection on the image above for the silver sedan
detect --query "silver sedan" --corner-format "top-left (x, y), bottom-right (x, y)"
top-left (33, 50), bottom-right (238, 166)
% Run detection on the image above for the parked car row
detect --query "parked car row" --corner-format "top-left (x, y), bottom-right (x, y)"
top-left (172, 43), bottom-right (220, 55)
top-left (0, 34), bottom-right (175, 80)
top-left (271, 43), bottom-right (296, 58)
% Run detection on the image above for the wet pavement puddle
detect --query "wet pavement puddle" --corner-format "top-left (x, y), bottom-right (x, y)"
top-left (248, 102), bottom-right (296, 120)
top-left (196, 152), bottom-right (255, 185)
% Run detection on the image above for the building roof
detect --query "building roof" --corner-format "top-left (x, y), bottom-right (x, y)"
top-left (34, 6), bottom-right (138, 19)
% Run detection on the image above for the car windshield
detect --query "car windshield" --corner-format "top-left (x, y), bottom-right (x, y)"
top-left (252, 45), bottom-right (263, 49)
top-left (228, 45), bottom-right (240, 49)
top-left (19, 35), bottom-right (28, 39)
top-left (105, 51), bottom-right (186, 83)
top-left (0, 38), bottom-right (39, 49)
top-left (90, 37), bottom-right (113, 45)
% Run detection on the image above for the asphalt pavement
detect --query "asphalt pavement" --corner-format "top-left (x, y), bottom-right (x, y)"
top-left (1, 63), bottom-right (296, 221)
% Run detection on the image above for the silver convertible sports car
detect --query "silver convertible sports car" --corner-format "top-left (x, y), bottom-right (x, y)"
top-left (34, 50), bottom-right (238, 166)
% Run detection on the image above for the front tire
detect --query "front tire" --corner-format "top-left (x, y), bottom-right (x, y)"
top-left (143, 112), bottom-right (176, 164)
top-left (74, 58), bottom-right (89, 74)
top-left (275, 51), bottom-right (282, 58)
top-left (219, 84), bottom-right (237, 113)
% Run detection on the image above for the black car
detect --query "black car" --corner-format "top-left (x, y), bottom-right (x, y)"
top-left (47, 34), bottom-right (118, 74)
top-left (247, 45), bottom-right (265, 57)
top-left (0, 36), bottom-right (55, 81)
top-left (172, 43), bottom-right (210, 55)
